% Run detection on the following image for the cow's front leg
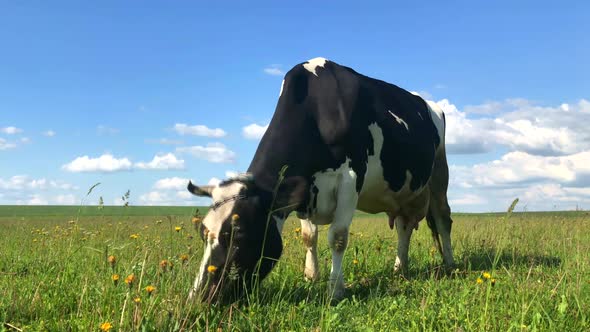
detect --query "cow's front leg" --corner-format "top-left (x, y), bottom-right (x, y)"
top-left (300, 218), bottom-right (319, 281)
top-left (328, 172), bottom-right (358, 300)
top-left (394, 216), bottom-right (416, 274)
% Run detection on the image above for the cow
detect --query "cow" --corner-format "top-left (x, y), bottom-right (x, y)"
top-left (187, 57), bottom-right (455, 302)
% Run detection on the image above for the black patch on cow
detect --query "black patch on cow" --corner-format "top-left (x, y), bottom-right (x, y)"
top-left (249, 58), bottom-right (440, 203)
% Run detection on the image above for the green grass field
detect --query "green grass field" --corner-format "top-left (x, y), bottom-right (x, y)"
top-left (1, 205), bottom-right (589, 331)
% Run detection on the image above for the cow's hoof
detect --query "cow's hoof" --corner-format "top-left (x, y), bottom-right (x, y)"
top-left (304, 271), bottom-right (319, 282)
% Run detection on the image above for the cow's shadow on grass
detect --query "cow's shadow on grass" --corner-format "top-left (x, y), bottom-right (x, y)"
top-left (261, 248), bottom-right (562, 305)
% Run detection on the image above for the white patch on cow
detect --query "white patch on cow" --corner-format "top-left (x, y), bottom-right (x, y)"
top-left (303, 57), bottom-right (328, 76)
top-left (309, 158), bottom-right (358, 298)
top-left (388, 110), bottom-right (409, 130)
top-left (425, 100), bottom-right (445, 145)
top-left (191, 181), bottom-right (245, 296)
top-left (279, 79), bottom-right (285, 97)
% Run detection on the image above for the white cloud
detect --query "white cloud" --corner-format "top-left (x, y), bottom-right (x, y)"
top-left (173, 124), bottom-right (226, 138)
top-left (176, 143), bottom-right (236, 163)
top-left (62, 154), bottom-right (133, 172)
top-left (0, 138), bottom-right (16, 150)
top-left (27, 194), bottom-right (48, 205)
top-left (208, 177), bottom-right (222, 186)
top-left (437, 98), bottom-right (590, 156)
top-left (20, 137), bottom-right (31, 144)
top-left (134, 153), bottom-right (185, 170)
top-left (54, 194), bottom-right (78, 205)
top-left (97, 125), bottom-right (120, 136)
top-left (43, 130), bottom-right (56, 137)
top-left (225, 170), bottom-right (239, 178)
top-left (1, 126), bottom-right (23, 135)
top-left (0, 176), bottom-right (77, 191)
top-left (153, 177), bottom-right (189, 190)
top-left (263, 65), bottom-right (284, 76)
top-left (449, 194), bottom-right (486, 206)
top-left (242, 123), bottom-right (268, 140)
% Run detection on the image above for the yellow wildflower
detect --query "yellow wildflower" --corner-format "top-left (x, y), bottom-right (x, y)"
top-left (180, 254), bottom-right (189, 264)
top-left (112, 274), bottom-right (120, 285)
top-left (160, 260), bottom-right (169, 271)
top-left (129, 234), bottom-right (139, 239)
top-left (107, 255), bottom-right (116, 267)
top-left (232, 214), bottom-right (240, 221)
top-left (476, 277), bottom-right (483, 284)
top-left (125, 273), bottom-right (136, 287)
top-left (191, 216), bottom-right (201, 224)
top-left (482, 272), bottom-right (491, 279)
top-left (175, 226), bottom-right (182, 232)
top-left (133, 297), bottom-right (141, 304)
top-left (207, 265), bottom-right (218, 273)
top-left (294, 227), bottom-right (301, 234)
top-left (491, 278), bottom-right (496, 286)
top-left (99, 322), bottom-right (113, 331)
top-left (352, 259), bottom-right (359, 265)
top-left (145, 285), bottom-right (156, 295)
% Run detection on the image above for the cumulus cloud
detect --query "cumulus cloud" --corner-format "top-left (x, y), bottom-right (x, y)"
top-left (139, 177), bottom-right (210, 206)
top-left (0, 138), bottom-right (16, 150)
top-left (43, 130), bottom-right (56, 137)
top-left (263, 65), bottom-right (284, 76)
top-left (134, 153), bottom-right (185, 170)
top-left (173, 124), bottom-right (226, 137)
top-left (437, 98), bottom-right (590, 156)
top-left (176, 143), bottom-right (236, 163)
top-left (153, 177), bottom-right (190, 190)
top-left (0, 175), bottom-right (77, 191)
top-left (145, 138), bottom-right (184, 145)
top-left (62, 154), bottom-right (133, 173)
top-left (97, 125), bottom-right (120, 136)
top-left (1, 126), bottom-right (23, 135)
top-left (63, 153), bottom-right (188, 172)
top-left (242, 123), bottom-right (268, 140)
top-left (208, 177), bottom-right (222, 186)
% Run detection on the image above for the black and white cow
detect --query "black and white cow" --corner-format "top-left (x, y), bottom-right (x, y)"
top-left (188, 57), bottom-right (455, 301)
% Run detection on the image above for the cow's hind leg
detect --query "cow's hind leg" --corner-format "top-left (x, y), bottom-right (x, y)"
top-left (300, 218), bottom-right (319, 281)
top-left (427, 150), bottom-right (455, 268)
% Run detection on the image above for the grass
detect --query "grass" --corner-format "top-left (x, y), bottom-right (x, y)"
top-left (0, 205), bottom-right (589, 331)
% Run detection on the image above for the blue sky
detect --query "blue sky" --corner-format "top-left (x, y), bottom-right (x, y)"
top-left (1, 1), bottom-right (589, 211)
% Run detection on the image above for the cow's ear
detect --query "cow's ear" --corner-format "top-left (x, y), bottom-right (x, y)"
top-left (273, 176), bottom-right (308, 212)
top-left (187, 181), bottom-right (214, 197)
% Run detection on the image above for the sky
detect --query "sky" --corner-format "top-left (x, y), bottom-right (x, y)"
top-left (1, 1), bottom-right (589, 212)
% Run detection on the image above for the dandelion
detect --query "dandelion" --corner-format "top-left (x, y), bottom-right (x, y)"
top-left (352, 259), bottom-right (359, 265)
top-left (191, 216), bottom-right (201, 225)
top-left (294, 227), bottom-right (301, 234)
top-left (125, 273), bottom-right (136, 287)
top-left (112, 274), bottom-right (120, 286)
top-left (482, 272), bottom-right (491, 280)
top-left (180, 254), bottom-right (189, 264)
top-left (175, 226), bottom-right (182, 232)
top-left (207, 265), bottom-right (218, 274)
top-left (476, 277), bottom-right (483, 284)
top-left (145, 285), bottom-right (156, 296)
top-left (130, 234), bottom-right (139, 239)
top-left (99, 322), bottom-right (113, 331)
top-left (160, 260), bottom-right (169, 272)
top-left (107, 255), bottom-right (116, 268)
top-left (232, 214), bottom-right (240, 221)
top-left (133, 297), bottom-right (141, 304)
top-left (491, 278), bottom-right (496, 286)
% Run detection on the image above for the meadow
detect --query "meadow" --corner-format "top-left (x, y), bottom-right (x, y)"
top-left (1, 205), bottom-right (589, 331)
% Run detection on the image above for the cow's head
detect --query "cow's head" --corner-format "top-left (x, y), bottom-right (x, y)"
top-left (187, 174), bottom-right (307, 302)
